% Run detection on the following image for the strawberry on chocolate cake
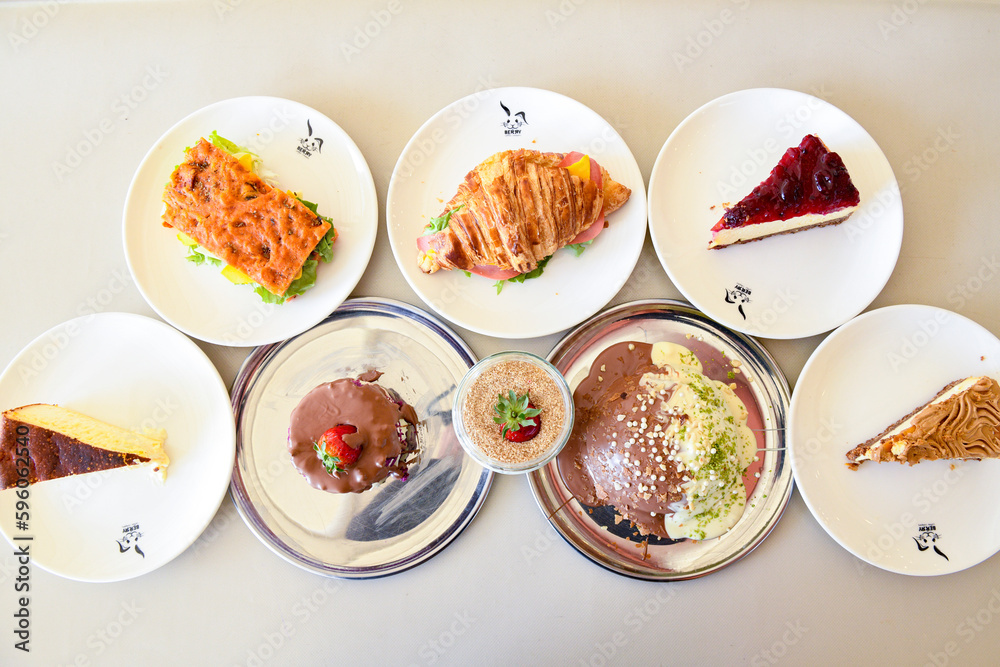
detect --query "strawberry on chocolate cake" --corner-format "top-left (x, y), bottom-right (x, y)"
top-left (288, 374), bottom-right (419, 494)
top-left (708, 134), bottom-right (860, 249)
top-left (557, 341), bottom-right (756, 541)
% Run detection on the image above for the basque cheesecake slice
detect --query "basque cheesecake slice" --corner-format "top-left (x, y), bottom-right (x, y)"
top-left (0, 404), bottom-right (168, 489)
top-left (846, 376), bottom-right (1000, 470)
top-left (708, 134), bottom-right (860, 249)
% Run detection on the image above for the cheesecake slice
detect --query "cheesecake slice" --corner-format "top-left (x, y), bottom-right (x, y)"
top-left (0, 404), bottom-right (169, 489)
top-left (846, 376), bottom-right (1000, 470)
top-left (708, 135), bottom-right (860, 249)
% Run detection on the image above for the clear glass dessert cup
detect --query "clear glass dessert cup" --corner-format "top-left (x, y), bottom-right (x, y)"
top-left (453, 351), bottom-right (575, 474)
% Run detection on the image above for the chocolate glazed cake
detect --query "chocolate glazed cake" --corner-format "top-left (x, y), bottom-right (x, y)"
top-left (558, 341), bottom-right (756, 541)
top-left (288, 375), bottom-right (420, 494)
top-left (558, 342), bottom-right (683, 538)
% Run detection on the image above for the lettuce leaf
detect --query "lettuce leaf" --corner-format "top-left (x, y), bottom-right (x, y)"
top-left (295, 197), bottom-right (337, 263)
top-left (253, 286), bottom-right (286, 305)
top-left (252, 258), bottom-right (318, 305)
top-left (312, 226), bottom-right (337, 264)
top-left (489, 238), bottom-right (594, 293)
top-left (494, 256), bottom-right (551, 294)
top-left (567, 241), bottom-right (592, 257)
top-left (208, 131), bottom-right (253, 157)
top-left (284, 258), bottom-right (318, 298)
top-left (422, 205), bottom-right (463, 236)
top-left (185, 248), bottom-right (222, 267)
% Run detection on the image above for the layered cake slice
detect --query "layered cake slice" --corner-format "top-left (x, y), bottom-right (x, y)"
top-left (708, 134), bottom-right (860, 249)
top-left (0, 404), bottom-right (169, 489)
top-left (846, 376), bottom-right (1000, 470)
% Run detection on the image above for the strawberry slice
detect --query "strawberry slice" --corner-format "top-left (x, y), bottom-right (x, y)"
top-left (314, 424), bottom-right (360, 475)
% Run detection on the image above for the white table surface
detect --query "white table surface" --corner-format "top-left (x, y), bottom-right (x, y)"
top-left (3, 1), bottom-right (1000, 664)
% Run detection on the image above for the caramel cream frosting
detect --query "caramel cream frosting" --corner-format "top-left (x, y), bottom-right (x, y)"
top-left (846, 376), bottom-right (1000, 469)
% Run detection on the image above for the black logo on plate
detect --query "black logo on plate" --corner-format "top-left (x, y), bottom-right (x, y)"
top-left (724, 283), bottom-right (752, 320)
top-left (297, 119), bottom-right (323, 157)
top-left (500, 101), bottom-right (527, 135)
top-left (117, 522), bottom-right (145, 558)
top-left (914, 523), bottom-right (948, 560)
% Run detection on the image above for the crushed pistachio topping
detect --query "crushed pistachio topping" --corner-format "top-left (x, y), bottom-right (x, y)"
top-left (642, 341), bottom-right (756, 540)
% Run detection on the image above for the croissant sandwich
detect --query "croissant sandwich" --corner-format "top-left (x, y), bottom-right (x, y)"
top-left (416, 149), bottom-right (631, 280)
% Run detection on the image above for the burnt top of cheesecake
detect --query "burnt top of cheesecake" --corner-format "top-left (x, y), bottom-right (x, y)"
top-left (0, 408), bottom-right (151, 490)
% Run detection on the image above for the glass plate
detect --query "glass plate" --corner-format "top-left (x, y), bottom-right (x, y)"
top-left (528, 299), bottom-right (792, 579)
top-left (229, 298), bottom-right (492, 578)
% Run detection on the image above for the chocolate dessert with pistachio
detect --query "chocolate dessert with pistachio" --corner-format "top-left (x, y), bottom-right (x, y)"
top-left (558, 341), bottom-right (756, 541)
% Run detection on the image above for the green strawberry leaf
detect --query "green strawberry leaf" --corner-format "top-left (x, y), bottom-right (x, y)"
top-left (493, 389), bottom-right (540, 436)
top-left (314, 441), bottom-right (346, 475)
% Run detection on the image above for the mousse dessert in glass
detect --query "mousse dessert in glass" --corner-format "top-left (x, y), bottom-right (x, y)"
top-left (453, 351), bottom-right (574, 474)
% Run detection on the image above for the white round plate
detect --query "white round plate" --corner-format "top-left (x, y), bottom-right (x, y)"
top-left (123, 96), bottom-right (378, 346)
top-left (789, 305), bottom-right (1000, 575)
top-left (648, 88), bottom-right (903, 339)
top-left (0, 313), bottom-right (235, 582)
top-left (387, 86), bottom-right (647, 339)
